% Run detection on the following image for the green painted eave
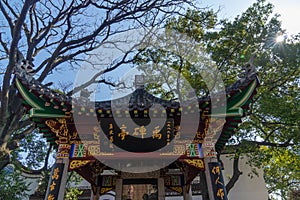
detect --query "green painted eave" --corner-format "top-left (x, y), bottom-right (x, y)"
top-left (16, 78), bottom-right (67, 118)
top-left (29, 108), bottom-right (66, 118)
top-left (227, 80), bottom-right (257, 110)
top-left (215, 78), bottom-right (258, 151)
top-left (209, 79), bottom-right (257, 118)
top-left (16, 78), bottom-right (44, 110)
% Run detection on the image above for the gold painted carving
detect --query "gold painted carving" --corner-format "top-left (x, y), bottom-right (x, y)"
top-left (170, 186), bottom-right (183, 194)
top-left (47, 194), bottom-right (55, 200)
top-left (93, 126), bottom-right (101, 143)
top-left (49, 181), bottom-right (56, 191)
top-left (183, 159), bottom-right (205, 169)
top-left (52, 167), bottom-right (60, 180)
top-left (57, 144), bottom-right (71, 158)
top-left (94, 163), bottom-right (103, 175)
top-left (70, 131), bottom-right (79, 141)
top-left (46, 118), bottom-right (69, 137)
top-left (100, 187), bottom-right (113, 194)
top-left (195, 118), bottom-right (209, 140)
top-left (69, 160), bottom-right (91, 170)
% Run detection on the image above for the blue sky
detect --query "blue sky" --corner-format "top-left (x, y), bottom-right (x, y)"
top-left (205, 0), bottom-right (300, 35)
top-left (46, 0), bottom-right (300, 94)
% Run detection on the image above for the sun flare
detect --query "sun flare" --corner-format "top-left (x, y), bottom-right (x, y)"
top-left (276, 35), bottom-right (285, 43)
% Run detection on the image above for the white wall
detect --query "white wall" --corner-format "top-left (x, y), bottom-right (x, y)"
top-left (221, 154), bottom-right (269, 200)
top-left (22, 155), bottom-right (269, 200)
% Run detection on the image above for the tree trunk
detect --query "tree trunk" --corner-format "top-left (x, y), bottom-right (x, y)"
top-left (226, 155), bottom-right (242, 194)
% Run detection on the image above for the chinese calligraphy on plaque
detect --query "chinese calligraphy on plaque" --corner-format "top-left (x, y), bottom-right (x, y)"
top-left (46, 163), bottom-right (64, 200)
top-left (99, 118), bottom-right (174, 152)
top-left (208, 162), bottom-right (228, 200)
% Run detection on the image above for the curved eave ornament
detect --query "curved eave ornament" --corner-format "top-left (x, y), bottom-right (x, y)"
top-left (213, 77), bottom-right (259, 152)
top-left (203, 54), bottom-right (259, 156)
top-left (15, 78), bottom-right (68, 119)
top-left (210, 78), bottom-right (258, 118)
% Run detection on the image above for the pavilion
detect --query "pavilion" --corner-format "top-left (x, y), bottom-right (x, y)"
top-left (14, 59), bottom-right (259, 200)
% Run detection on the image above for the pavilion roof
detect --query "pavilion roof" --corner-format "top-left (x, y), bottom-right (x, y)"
top-left (14, 61), bottom-right (259, 152)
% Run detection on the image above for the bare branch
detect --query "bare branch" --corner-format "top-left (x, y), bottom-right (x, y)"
top-left (0, 33), bottom-right (9, 54)
top-left (1, 0), bottom-right (38, 124)
top-left (0, 0), bottom-right (14, 34)
top-left (68, 50), bottom-right (134, 95)
top-left (2, 0), bottom-right (18, 18)
top-left (26, 1), bottom-right (75, 60)
top-left (6, 125), bottom-right (35, 150)
top-left (14, 143), bottom-right (53, 175)
top-left (42, 144), bottom-right (52, 171)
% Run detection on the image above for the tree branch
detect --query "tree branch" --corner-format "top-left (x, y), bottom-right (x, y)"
top-left (0, 0), bottom-right (14, 34)
top-left (1, 0), bottom-right (37, 124)
top-left (226, 154), bottom-right (243, 193)
top-left (249, 140), bottom-right (295, 147)
top-left (68, 50), bottom-right (134, 95)
top-left (0, 33), bottom-right (9, 54)
top-left (15, 144), bottom-right (53, 176)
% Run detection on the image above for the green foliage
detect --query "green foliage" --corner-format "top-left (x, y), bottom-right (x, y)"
top-left (0, 165), bottom-right (30, 200)
top-left (17, 130), bottom-right (50, 169)
top-left (0, 128), bottom-right (52, 199)
top-left (208, 1), bottom-right (300, 197)
top-left (135, 9), bottom-right (219, 100)
top-left (64, 188), bottom-right (84, 200)
top-left (3, 130), bottom-right (54, 198)
top-left (64, 172), bottom-right (84, 200)
top-left (135, 0), bottom-right (300, 198)
top-left (205, 0), bottom-right (283, 83)
top-left (166, 9), bottom-right (217, 42)
top-left (239, 35), bottom-right (300, 199)
top-left (249, 146), bottom-right (300, 199)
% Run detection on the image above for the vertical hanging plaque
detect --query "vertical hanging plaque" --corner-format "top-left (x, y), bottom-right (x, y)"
top-left (46, 163), bottom-right (65, 200)
top-left (208, 162), bottom-right (228, 200)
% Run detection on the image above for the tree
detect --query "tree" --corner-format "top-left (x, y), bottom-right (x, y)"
top-left (204, 1), bottom-right (299, 197)
top-left (0, 164), bottom-right (31, 199)
top-left (0, 0), bottom-right (195, 196)
top-left (64, 172), bottom-right (84, 200)
top-left (243, 35), bottom-right (300, 198)
top-left (203, 0), bottom-right (299, 198)
top-left (135, 0), bottom-right (300, 198)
